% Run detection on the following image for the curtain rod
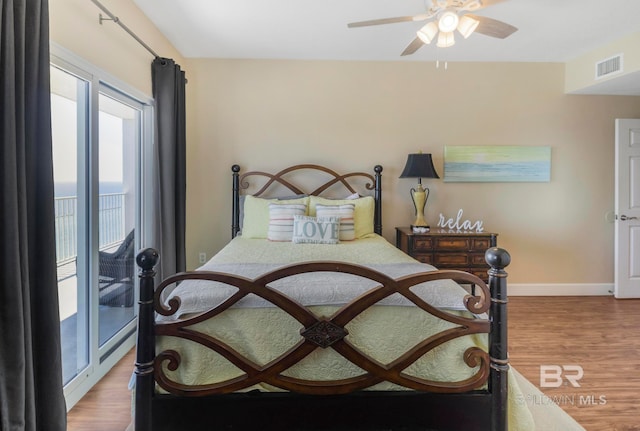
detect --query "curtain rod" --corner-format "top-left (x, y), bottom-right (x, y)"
top-left (90, 0), bottom-right (159, 58)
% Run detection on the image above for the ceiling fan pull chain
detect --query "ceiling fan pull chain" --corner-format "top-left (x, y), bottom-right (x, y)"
top-left (435, 60), bottom-right (448, 70)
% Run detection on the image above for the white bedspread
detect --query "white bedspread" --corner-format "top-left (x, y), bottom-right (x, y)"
top-left (161, 262), bottom-right (473, 320)
top-left (160, 235), bottom-right (475, 320)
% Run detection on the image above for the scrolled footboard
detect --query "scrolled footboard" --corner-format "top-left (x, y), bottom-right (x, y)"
top-left (134, 247), bottom-right (511, 431)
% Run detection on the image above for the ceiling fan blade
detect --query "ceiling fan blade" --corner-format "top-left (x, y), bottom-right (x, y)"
top-left (347, 14), bottom-right (430, 28)
top-left (477, 0), bottom-right (509, 7)
top-left (467, 14), bottom-right (518, 38)
top-left (401, 37), bottom-right (425, 56)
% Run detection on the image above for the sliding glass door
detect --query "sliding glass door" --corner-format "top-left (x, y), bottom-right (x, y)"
top-left (97, 91), bottom-right (139, 346)
top-left (51, 53), bottom-right (152, 408)
top-left (51, 64), bottom-right (90, 387)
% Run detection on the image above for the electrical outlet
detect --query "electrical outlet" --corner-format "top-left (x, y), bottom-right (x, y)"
top-left (198, 252), bottom-right (207, 264)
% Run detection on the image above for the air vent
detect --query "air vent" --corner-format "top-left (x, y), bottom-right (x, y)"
top-left (595, 54), bottom-right (623, 79)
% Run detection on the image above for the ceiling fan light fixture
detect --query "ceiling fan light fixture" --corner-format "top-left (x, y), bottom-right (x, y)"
top-left (457, 15), bottom-right (479, 38)
top-left (417, 21), bottom-right (439, 44)
top-left (347, 0), bottom-right (517, 56)
top-left (460, 0), bottom-right (482, 11)
top-left (438, 10), bottom-right (460, 33)
top-left (437, 31), bottom-right (455, 48)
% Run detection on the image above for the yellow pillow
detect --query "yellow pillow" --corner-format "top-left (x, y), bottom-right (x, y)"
top-left (242, 195), bottom-right (309, 239)
top-left (309, 195), bottom-right (374, 239)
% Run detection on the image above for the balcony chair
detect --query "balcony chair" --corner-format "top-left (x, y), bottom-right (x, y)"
top-left (98, 229), bottom-right (135, 307)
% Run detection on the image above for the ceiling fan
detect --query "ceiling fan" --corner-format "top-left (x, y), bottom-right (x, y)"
top-left (347, 0), bottom-right (518, 56)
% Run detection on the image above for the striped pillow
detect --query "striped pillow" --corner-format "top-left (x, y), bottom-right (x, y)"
top-left (315, 204), bottom-right (356, 241)
top-left (267, 203), bottom-right (307, 241)
top-left (309, 196), bottom-right (374, 239)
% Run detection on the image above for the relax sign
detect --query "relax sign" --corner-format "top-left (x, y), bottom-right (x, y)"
top-left (436, 209), bottom-right (484, 232)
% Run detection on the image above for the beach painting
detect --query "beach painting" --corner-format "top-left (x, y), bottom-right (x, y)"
top-left (444, 146), bottom-right (551, 182)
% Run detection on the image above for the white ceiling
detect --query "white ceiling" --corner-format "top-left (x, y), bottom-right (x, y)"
top-left (132, 0), bottom-right (640, 93)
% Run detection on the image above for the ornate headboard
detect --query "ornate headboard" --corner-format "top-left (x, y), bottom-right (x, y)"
top-left (231, 164), bottom-right (383, 238)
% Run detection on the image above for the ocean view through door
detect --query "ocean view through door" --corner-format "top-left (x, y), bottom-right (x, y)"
top-left (51, 64), bottom-right (90, 393)
top-left (98, 92), bottom-right (139, 346)
top-left (51, 54), bottom-right (151, 408)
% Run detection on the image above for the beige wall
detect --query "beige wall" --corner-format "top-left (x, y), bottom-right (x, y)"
top-left (565, 31), bottom-right (640, 94)
top-left (186, 59), bottom-right (640, 286)
top-left (49, 0), bottom-right (185, 96)
top-left (49, 1), bottom-right (640, 288)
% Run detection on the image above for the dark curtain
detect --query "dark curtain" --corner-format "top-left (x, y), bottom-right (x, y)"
top-left (0, 0), bottom-right (67, 430)
top-left (152, 58), bottom-right (186, 278)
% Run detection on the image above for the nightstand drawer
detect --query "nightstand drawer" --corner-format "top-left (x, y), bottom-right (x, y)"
top-left (412, 253), bottom-right (433, 264)
top-left (435, 237), bottom-right (469, 251)
top-left (433, 253), bottom-right (469, 266)
top-left (469, 269), bottom-right (489, 282)
top-left (470, 253), bottom-right (487, 265)
top-left (471, 238), bottom-right (492, 251)
top-left (412, 238), bottom-right (434, 250)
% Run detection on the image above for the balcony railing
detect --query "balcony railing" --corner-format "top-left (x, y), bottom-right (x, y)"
top-left (54, 193), bottom-right (127, 264)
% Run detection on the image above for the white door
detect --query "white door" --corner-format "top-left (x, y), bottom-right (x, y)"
top-left (614, 119), bottom-right (640, 298)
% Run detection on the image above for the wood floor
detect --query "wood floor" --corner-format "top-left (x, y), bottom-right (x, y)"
top-left (66, 348), bottom-right (135, 431)
top-left (66, 296), bottom-right (640, 431)
top-left (508, 296), bottom-right (640, 431)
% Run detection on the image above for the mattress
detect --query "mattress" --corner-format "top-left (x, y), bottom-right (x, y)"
top-left (155, 235), bottom-right (535, 430)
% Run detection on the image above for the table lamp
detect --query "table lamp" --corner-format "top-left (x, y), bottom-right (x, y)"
top-left (399, 152), bottom-right (440, 230)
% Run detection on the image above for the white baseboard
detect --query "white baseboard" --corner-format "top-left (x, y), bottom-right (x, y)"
top-left (508, 283), bottom-right (614, 296)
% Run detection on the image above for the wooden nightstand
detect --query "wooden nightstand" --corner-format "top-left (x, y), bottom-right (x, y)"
top-left (395, 227), bottom-right (498, 283)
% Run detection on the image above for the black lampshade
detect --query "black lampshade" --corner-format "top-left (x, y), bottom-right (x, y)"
top-left (399, 153), bottom-right (440, 179)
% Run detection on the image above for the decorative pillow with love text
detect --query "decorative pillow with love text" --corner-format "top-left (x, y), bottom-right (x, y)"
top-left (292, 215), bottom-right (340, 244)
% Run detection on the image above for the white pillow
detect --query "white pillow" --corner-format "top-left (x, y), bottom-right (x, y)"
top-left (238, 194), bottom-right (307, 232)
top-left (292, 216), bottom-right (340, 244)
top-left (242, 195), bottom-right (309, 239)
top-left (267, 203), bottom-right (308, 241)
top-left (315, 204), bottom-right (355, 241)
top-left (309, 195), bottom-right (375, 239)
